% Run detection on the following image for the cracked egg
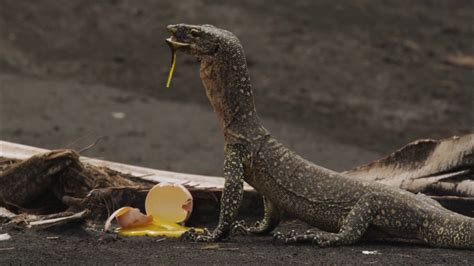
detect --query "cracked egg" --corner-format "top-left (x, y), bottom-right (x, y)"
top-left (145, 183), bottom-right (193, 223)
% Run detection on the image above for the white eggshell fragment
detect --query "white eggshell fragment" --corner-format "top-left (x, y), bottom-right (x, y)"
top-left (145, 183), bottom-right (193, 223)
top-left (104, 207), bottom-right (152, 231)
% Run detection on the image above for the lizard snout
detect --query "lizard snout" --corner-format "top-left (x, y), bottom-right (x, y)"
top-left (166, 24), bottom-right (178, 34)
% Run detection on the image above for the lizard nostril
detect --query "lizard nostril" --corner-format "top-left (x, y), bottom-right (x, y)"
top-left (166, 25), bottom-right (177, 34)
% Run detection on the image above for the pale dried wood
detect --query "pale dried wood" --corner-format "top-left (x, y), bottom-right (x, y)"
top-left (0, 140), bottom-right (253, 191)
top-left (344, 134), bottom-right (474, 197)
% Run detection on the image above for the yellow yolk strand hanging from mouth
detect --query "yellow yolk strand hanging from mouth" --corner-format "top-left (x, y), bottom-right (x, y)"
top-left (165, 47), bottom-right (177, 88)
top-left (165, 35), bottom-right (191, 88)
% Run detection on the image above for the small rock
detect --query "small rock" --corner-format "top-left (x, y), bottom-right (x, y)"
top-left (0, 233), bottom-right (11, 241)
top-left (111, 112), bottom-right (126, 119)
top-left (362, 250), bottom-right (380, 255)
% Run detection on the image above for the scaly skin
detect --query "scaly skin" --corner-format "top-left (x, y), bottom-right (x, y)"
top-left (167, 24), bottom-right (474, 249)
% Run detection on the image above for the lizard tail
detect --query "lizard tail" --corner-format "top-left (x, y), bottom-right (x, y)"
top-left (420, 212), bottom-right (474, 249)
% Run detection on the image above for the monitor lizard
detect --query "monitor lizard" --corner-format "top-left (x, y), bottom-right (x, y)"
top-left (165, 24), bottom-right (473, 249)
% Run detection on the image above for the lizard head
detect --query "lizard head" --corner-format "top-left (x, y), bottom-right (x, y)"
top-left (165, 24), bottom-right (261, 139)
top-left (166, 24), bottom-right (240, 59)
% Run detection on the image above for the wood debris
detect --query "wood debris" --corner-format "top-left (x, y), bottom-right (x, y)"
top-left (443, 54), bottom-right (474, 68)
top-left (0, 134), bottom-right (472, 229)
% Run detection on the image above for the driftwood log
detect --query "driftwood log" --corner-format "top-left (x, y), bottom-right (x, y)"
top-left (0, 149), bottom-right (260, 227)
top-left (0, 134), bottom-right (472, 228)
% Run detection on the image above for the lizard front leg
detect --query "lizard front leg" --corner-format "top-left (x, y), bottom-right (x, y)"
top-left (183, 143), bottom-right (247, 242)
top-left (232, 196), bottom-right (281, 235)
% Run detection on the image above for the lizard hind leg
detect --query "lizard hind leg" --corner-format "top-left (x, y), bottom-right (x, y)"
top-left (275, 193), bottom-right (386, 247)
top-left (232, 196), bottom-right (281, 236)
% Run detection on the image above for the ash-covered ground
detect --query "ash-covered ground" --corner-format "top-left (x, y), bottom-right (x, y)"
top-left (0, 0), bottom-right (473, 264)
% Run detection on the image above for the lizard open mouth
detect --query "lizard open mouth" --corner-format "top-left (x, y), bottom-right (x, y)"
top-left (165, 35), bottom-right (190, 49)
top-left (165, 35), bottom-right (190, 88)
top-left (165, 25), bottom-right (198, 88)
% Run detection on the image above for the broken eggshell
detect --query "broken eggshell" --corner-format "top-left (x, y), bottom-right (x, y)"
top-left (104, 207), bottom-right (152, 231)
top-left (145, 183), bottom-right (193, 223)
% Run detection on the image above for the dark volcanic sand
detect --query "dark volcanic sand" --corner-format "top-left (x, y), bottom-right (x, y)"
top-left (0, 0), bottom-right (473, 264)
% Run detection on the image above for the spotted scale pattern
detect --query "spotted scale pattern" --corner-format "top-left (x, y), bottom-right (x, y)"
top-left (169, 23), bottom-right (473, 249)
top-left (185, 143), bottom-right (248, 242)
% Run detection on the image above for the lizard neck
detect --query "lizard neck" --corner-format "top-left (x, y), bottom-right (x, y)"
top-left (199, 45), bottom-right (267, 143)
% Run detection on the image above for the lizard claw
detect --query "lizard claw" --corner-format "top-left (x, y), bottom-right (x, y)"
top-left (181, 228), bottom-right (212, 242)
top-left (272, 231), bottom-right (285, 244)
top-left (312, 237), bottom-right (329, 247)
top-left (310, 233), bottom-right (336, 248)
top-left (231, 220), bottom-right (249, 236)
top-left (283, 230), bottom-right (299, 244)
top-left (286, 229), bottom-right (297, 238)
top-left (181, 228), bottom-right (199, 241)
top-left (273, 231), bottom-right (296, 244)
top-left (231, 220), bottom-right (265, 235)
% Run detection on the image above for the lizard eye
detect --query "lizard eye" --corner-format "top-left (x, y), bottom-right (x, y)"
top-left (190, 29), bottom-right (201, 37)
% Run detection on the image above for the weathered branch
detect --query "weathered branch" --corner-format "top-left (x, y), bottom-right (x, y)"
top-left (0, 134), bottom-right (473, 223)
top-left (344, 134), bottom-right (474, 197)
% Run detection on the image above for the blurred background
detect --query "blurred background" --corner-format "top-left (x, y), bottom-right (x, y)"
top-left (0, 0), bottom-right (472, 176)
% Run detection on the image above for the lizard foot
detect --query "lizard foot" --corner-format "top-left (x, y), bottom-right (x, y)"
top-left (231, 220), bottom-right (262, 236)
top-left (272, 230), bottom-right (300, 244)
top-left (231, 220), bottom-right (250, 236)
top-left (272, 230), bottom-right (339, 246)
top-left (181, 228), bottom-right (213, 242)
top-left (309, 232), bottom-right (344, 247)
top-left (272, 231), bottom-right (286, 244)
